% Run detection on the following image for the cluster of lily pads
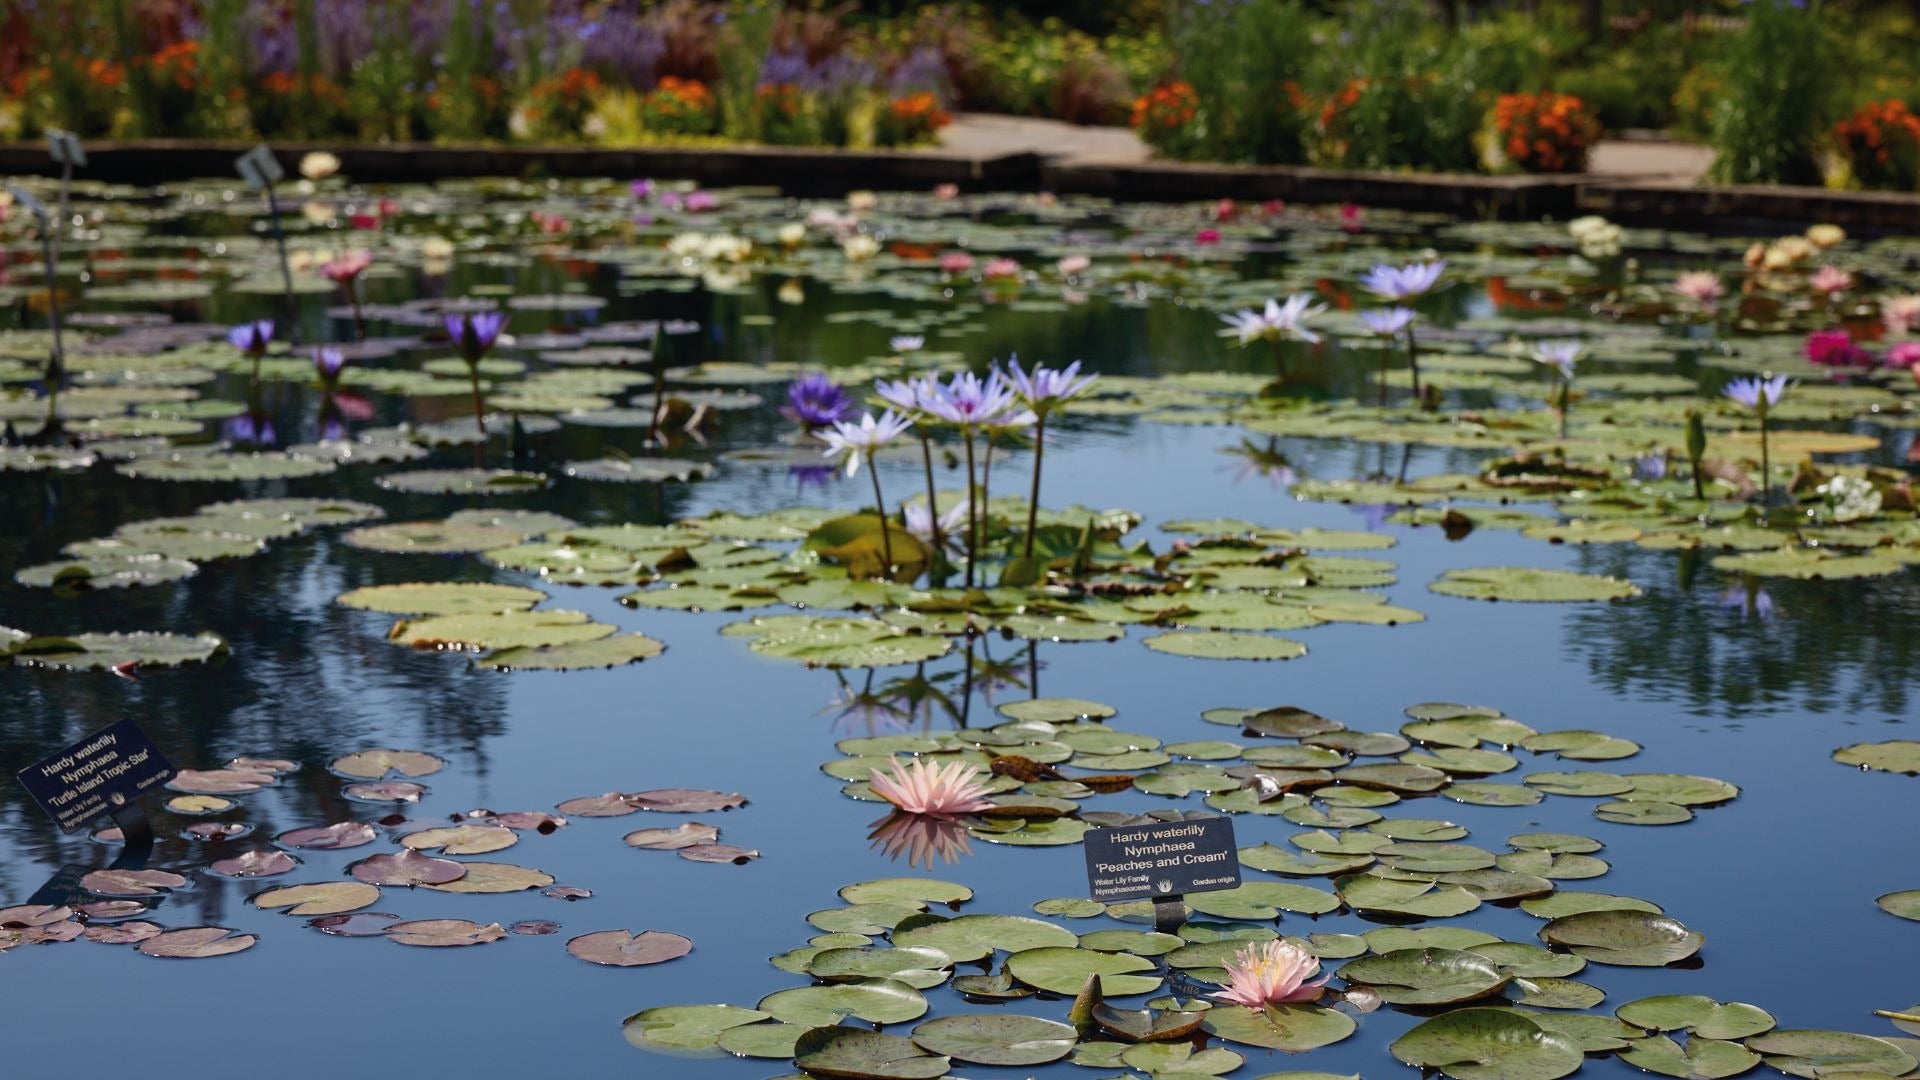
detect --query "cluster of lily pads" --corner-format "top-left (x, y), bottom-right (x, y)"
top-left (624, 695), bottom-right (1917, 1080)
top-left (0, 744), bottom-right (765, 968)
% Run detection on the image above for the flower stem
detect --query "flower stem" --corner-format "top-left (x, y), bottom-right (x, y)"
top-left (1406, 326), bottom-right (1422, 401)
top-left (1558, 379), bottom-right (1570, 439)
top-left (1377, 350), bottom-right (1388, 407)
top-left (919, 430), bottom-right (941, 552)
top-left (868, 459), bottom-right (894, 578)
top-left (467, 361), bottom-right (488, 469)
top-left (348, 283), bottom-right (366, 342)
top-left (1269, 336), bottom-right (1286, 382)
top-left (962, 429), bottom-right (978, 588)
top-left (1023, 414), bottom-right (1046, 559)
top-left (980, 430), bottom-right (995, 569)
top-left (1759, 412), bottom-right (1772, 510)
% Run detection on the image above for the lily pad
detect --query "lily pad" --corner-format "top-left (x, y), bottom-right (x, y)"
top-left (909, 1015), bottom-right (1075, 1066)
top-left (792, 1028), bottom-right (950, 1080)
top-left (1142, 632), bottom-right (1307, 661)
top-left (1005, 946), bottom-right (1163, 996)
top-left (1835, 741), bottom-right (1920, 776)
top-left (1430, 567), bottom-right (1641, 602)
top-left (566, 929), bottom-right (694, 967)
top-left (1389, 1007), bottom-right (1584, 1080)
top-left (1538, 910), bottom-right (1703, 966)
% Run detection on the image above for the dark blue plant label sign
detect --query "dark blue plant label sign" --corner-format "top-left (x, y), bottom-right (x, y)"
top-left (15, 719), bottom-right (175, 834)
top-left (1082, 817), bottom-right (1241, 903)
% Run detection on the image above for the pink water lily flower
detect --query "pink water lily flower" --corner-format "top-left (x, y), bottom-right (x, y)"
top-left (319, 250), bottom-right (373, 283)
top-left (939, 252), bottom-right (975, 275)
top-left (867, 758), bottom-right (993, 818)
top-left (1214, 938), bottom-right (1328, 1008)
top-left (1809, 265), bottom-right (1854, 296)
top-left (1673, 271), bottom-right (1725, 309)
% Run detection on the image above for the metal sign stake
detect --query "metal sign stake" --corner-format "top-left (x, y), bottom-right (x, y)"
top-left (235, 145), bottom-right (295, 319)
top-left (7, 184), bottom-right (65, 431)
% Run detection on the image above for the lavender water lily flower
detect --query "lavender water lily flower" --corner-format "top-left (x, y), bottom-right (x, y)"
top-left (1533, 340), bottom-right (1584, 437)
top-left (1219, 293), bottom-right (1326, 385)
top-left (1360, 259), bottom-right (1447, 301)
top-left (444, 311), bottom-right (510, 451)
top-left (1724, 374), bottom-right (1791, 507)
top-left (1006, 356), bottom-right (1098, 559)
top-left (780, 373), bottom-right (854, 429)
top-left (921, 370), bottom-right (1025, 586)
top-left (818, 410), bottom-right (914, 575)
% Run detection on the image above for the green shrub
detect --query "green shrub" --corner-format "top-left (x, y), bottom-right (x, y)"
top-left (1168, 0), bottom-right (1316, 164)
top-left (1706, 0), bottom-right (1834, 185)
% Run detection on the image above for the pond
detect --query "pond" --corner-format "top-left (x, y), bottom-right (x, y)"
top-left (1, 179), bottom-right (1916, 1079)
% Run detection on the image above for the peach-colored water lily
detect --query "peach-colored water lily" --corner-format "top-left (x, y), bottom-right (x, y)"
top-left (868, 758), bottom-right (993, 818)
top-left (1214, 938), bottom-right (1327, 1008)
top-left (1673, 271), bottom-right (1724, 309)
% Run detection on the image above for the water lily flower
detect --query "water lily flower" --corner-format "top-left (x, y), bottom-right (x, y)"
top-left (1725, 374), bottom-right (1790, 507)
top-left (1007, 357), bottom-right (1097, 415)
top-left (842, 234), bottom-right (881, 261)
top-left (1338, 203), bottom-right (1363, 233)
top-left (1673, 271), bottom-right (1725, 310)
top-left (777, 222), bottom-right (806, 247)
top-left (1810, 265), bottom-right (1854, 296)
top-left (890, 335), bottom-right (924, 354)
top-left (1804, 329), bottom-right (1871, 368)
top-left (1888, 341), bottom-right (1920, 369)
top-left (847, 190), bottom-right (878, 211)
top-left (1220, 294), bottom-right (1327, 346)
top-left (1360, 259), bottom-right (1446, 301)
top-left (299, 151), bottom-right (341, 181)
top-left (1532, 340), bottom-right (1584, 381)
top-left (818, 409), bottom-right (912, 479)
top-left (313, 346), bottom-right (347, 389)
top-left (939, 252), bottom-right (975, 275)
top-left (1359, 308), bottom-right (1415, 337)
top-left (778, 278), bottom-right (806, 305)
top-left (631, 179), bottom-right (654, 200)
top-left (420, 236), bottom-right (455, 261)
top-left (867, 757), bottom-right (993, 818)
top-left (1633, 454), bottom-right (1669, 482)
top-left (1806, 223), bottom-right (1845, 249)
top-left (780, 373), bottom-right (854, 429)
top-left (1567, 215), bottom-right (1622, 259)
top-left (904, 501), bottom-right (967, 552)
top-left (227, 319), bottom-right (274, 356)
top-left (933, 183), bottom-right (960, 200)
top-left (1213, 197), bottom-right (1237, 221)
top-left (1057, 254), bottom-right (1090, 276)
top-left (684, 190), bottom-right (718, 212)
top-left (981, 257), bottom-right (1021, 280)
top-left (1725, 374), bottom-right (1790, 411)
top-left (1882, 293), bottom-right (1920, 335)
top-left (1214, 938), bottom-right (1327, 1008)
top-left (1195, 228), bottom-right (1221, 245)
top-left (920, 370), bottom-right (1021, 428)
top-left (319, 250), bottom-right (372, 284)
top-left (444, 311), bottom-right (509, 445)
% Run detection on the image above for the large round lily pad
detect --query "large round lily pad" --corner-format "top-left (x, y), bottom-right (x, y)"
top-left (793, 1027), bottom-right (950, 1080)
top-left (909, 1015), bottom-right (1075, 1066)
top-left (389, 609), bottom-right (616, 651)
top-left (477, 633), bottom-right (667, 671)
top-left (1142, 631), bottom-right (1308, 661)
top-left (758, 979), bottom-right (929, 1026)
top-left (1337, 948), bottom-right (1512, 1005)
top-left (1202, 1003), bottom-right (1356, 1051)
top-left (622, 1004), bottom-right (770, 1053)
top-left (1389, 1007), bottom-right (1585, 1080)
top-left (337, 582), bottom-right (548, 615)
top-left (1743, 1031), bottom-right (1917, 1079)
top-left (12, 631), bottom-right (228, 670)
top-left (1004, 946), bottom-right (1162, 996)
top-left (1430, 567), bottom-right (1641, 602)
top-left (1538, 910), bottom-right (1703, 966)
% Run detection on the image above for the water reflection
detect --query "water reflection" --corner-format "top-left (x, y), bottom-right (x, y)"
top-left (866, 811), bottom-right (976, 871)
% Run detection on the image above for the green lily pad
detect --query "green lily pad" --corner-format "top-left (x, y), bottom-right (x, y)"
top-left (1743, 1031), bottom-right (1917, 1080)
top-left (13, 631), bottom-right (228, 671)
top-left (388, 609), bottom-right (616, 651)
top-left (1620, 1035), bottom-right (1761, 1079)
top-left (807, 947), bottom-right (953, 989)
top-left (1119, 1041), bottom-right (1244, 1075)
top-left (1142, 632), bottom-right (1307, 661)
top-left (792, 1027), bottom-right (950, 1080)
top-left (1615, 996), bottom-right (1776, 1039)
top-left (891, 914), bottom-right (1077, 962)
top-left (1538, 910), bottom-right (1702, 966)
top-left (476, 632), bottom-right (667, 671)
top-left (337, 582), bottom-right (548, 616)
top-left (1509, 977), bottom-right (1605, 1010)
top-left (1004, 946), bottom-right (1162, 996)
top-left (1430, 567), bottom-right (1641, 602)
top-left (1338, 948), bottom-right (1511, 1005)
top-left (1595, 800), bottom-right (1694, 825)
top-left (998, 698), bottom-right (1117, 722)
top-left (1389, 1007), bottom-right (1584, 1080)
top-left (731, 616), bottom-right (952, 668)
top-left (16, 554), bottom-right (198, 590)
top-left (757, 979), bottom-right (928, 1026)
top-left (1336, 875), bottom-right (1481, 918)
top-left (1877, 891), bottom-right (1920, 921)
top-left (1835, 741), bottom-right (1920, 776)
top-left (622, 1004), bottom-right (772, 1053)
top-left (840, 878), bottom-right (973, 906)
top-left (1185, 882), bottom-right (1340, 920)
top-left (1469, 943), bottom-right (1587, 978)
top-left (1520, 891), bottom-right (1662, 919)
top-left (1202, 1003), bottom-right (1356, 1051)
top-left (1616, 774), bottom-right (1739, 806)
top-left (376, 468), bottom-right (549, 496)
top-left (1520, 730), bottom-right (1641, 760)
top-left (908, 1015), bottom-right (1075, 1066)
top-left (714, 1022), bottom-right (809, 1059)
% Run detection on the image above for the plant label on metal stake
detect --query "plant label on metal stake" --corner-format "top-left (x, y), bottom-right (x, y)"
top-left (46, 127), bottom-right (84, 232)
top-left (235, 145), bottom-right (295, 314)
top-left (15, 718), bottom-right (175, 836)
top-left (1082, 816), bottom-right (1241, 931)
top-left (6, 182), bottom-right (66, 391)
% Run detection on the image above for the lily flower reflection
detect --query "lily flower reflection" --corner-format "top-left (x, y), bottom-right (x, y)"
top-left (1222, 436), bottom-right (1299, 489)
top-left (868, 811), bottom-right (975, 870)
top-left (1721, 579), bottom-right (1777, 621)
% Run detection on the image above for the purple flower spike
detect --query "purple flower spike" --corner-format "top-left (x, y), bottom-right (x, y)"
top-left (227, 320), bottom-right (275, 355)
top-left (780, 373), bottom-right (854, 429)
top-left (445, 311), bottom-right (509, 364)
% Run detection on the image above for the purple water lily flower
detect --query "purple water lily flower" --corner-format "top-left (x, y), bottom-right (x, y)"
top-left (227, 320), bottom-right (274, 355)
top-left (223, 412), bottom-right (276, 446)
top-left (1633, 454), bottom-right (1669, 482)
top-left (920, 370), bottom-right (1021, 428)
top-left (631, 179), bottom-right (655, 200)
top-left (1360, 260), bottom-right (1447, 301)
top-left (1533, 340), bottom-right (1584, 381)
top-left (313, 346), bottom-right (347, 387)
top-left (875, 375), bottom-right (937, 415)
top-left (817, 410), bottom-right (913, 478)
top-left (780, 373), bottom-right (854, 428)
top-left (1359, 307), bottom-right (1415, 337)
top-left (445, 311), bottom-right (509, 364)
top-left (1006, 356), bottom-right (1098, 415)
top-left (1724, 374), bottom-right (1790, 411)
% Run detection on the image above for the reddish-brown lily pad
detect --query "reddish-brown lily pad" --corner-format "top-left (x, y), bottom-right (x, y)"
top-left (138, 927), bottom-right (258, 959)
top-left (629, 789), bottom-right (748, 812)
top-left (624, 822), bottom-right (721, 850)
top-left (84, 921), bottom-right (164, 944)
top-left (557, 792), bottom-right (643, 817)
top-left (566, 929), bottom-right (694, 967)
top-left (277, 822), bottom-right (378, 850)
top-left (81, 869), bottom-right (188, 897)
top-left (387, 919), bottom-right (508, 947)
top-left (350, 850), bottom-right (468, 887)
top-left (167, 768), bottom-right (274, 794)
top-left (344, 781), bottom-right (428, 803)
top-left (680, 844), bottom-right (760, 865)
top-left (309, 912), bottom-right (404, 937)
top-left (210, 850), bottom-right (299, 878)
top-left (0, 905), bottom-right (74, 928)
